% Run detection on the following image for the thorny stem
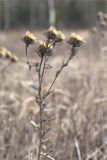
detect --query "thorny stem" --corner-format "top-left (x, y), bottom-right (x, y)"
top-left (40, 40), bottom-right (51, 84)
top-left (38, 41), bottom-right (54, 160)
top-left (38, 101), bottom-right (43, 160)
top-left (26, 44), bottom-right (29, 65)
top-left (25, 45), bottom-right (43, 160)
top-left (25, 44), bottom-right (32, 73)
top-left (37, 54), bottom-right (46, 160)
top-left (38, 56), bottom-right (44, 97)
top-left (40, 55), bottom-right (48, 85)
top-left (25, 44), bottom-right (37, 92)
top-left (26, 44), bottom-right (37, 72)
top-left (25, 42), bottom-right (77, 160)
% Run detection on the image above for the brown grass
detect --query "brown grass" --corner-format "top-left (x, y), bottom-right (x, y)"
top-left (0, 30), bottom-right (107, 160)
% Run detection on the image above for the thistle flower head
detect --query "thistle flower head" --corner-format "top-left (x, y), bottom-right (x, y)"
top-left (36, 40), bottom-right (53, 57)
top-left (67, 33), bottom-right (85, 47)
top-left (22, 31), bottom-right (36, 46)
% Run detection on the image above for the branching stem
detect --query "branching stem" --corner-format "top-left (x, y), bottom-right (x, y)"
top-left (43, 46), bottom-right (76, 100)
top-left (25, 40), bottom-right (77, 160)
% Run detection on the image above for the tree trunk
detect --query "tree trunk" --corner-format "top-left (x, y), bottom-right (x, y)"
top-left (0, 0), bottom-right (3, 29)
top-left (3, 0), bottom-right (11, 30)
top-left (30, 0), bottom-right (36, 28)
top-left (47, 0), bottom-right (56, 26)
top-left (82, 0), bottom-right (97, 26)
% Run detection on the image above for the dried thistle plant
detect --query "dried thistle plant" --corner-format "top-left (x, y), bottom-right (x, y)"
top-left (90, 11), bottom-right (107, 59)
top-left (92, 11), bottom-right (107, 37)
top-left (0, 47), bottom-right (19, 73)
top-left (22, 26), bottom-right (85, 160)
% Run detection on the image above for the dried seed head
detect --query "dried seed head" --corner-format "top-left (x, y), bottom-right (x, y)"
top-left (67, 33), bottom-right (85, 47)
top-left (46, 43), bottom-right (53, 55)
top-left (104, 14), bottom-right (107, 21)
top-left (100, 20), bottom-right (107, 28)
top-left (36, 40), bottom-right (53, 57)
top-left (22, 31), bottom-right (36, 46)
top-left (47, 43), bottom-right (53, 50)
top-left (44, 26), bottom-right (58, 40)
top-left (44, 26), bottom-right (65, 43)
top-left (37, 40), bottom-right (47, 54)
top-left (0, 47), bottom-right (13, 59)
top-left (10, 54), bottom-right (19, 62)
top-left (36, 40), bottom-right (46, 57)
top-left (0, 47), bottom-right (7, 57)
top-left (0, 47), bottom-right (19, 62)
top-left (55, 31), bottom-right (65, 42)
top-left (97, 11), bottom-right (104, 21)
top-left (6, 51), bottom-right (12, 59)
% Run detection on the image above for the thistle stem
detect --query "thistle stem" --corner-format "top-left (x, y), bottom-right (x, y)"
top-left (37, 55), bottom-right (45, 160)
top-left (43, 46), bottom-right (76, 99)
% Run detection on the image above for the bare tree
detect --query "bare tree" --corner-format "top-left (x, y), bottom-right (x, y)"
top-left (3, 0), bottom-right (11, 30)
top-left (47, 0), bottom-right (56, 26)
top-left (30, 0), bottom-right (36, 28)
top-left (0, 0), bottom-right (2, 29)
top-left (82, 0), bottom-right (97, 26)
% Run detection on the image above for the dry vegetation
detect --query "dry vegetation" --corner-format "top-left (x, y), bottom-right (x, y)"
top-left (0, 26), bottom-right (107, 160)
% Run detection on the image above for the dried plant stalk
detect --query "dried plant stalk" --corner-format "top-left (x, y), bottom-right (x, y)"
top-left (22, 27), bottom-right (85, 160)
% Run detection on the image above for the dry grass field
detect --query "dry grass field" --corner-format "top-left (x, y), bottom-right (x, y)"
top-left (0, 29), bottom-right (107, 160)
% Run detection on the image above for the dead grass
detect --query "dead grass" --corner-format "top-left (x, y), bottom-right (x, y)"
top-left (0, 30), bottom-right (107, 160)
